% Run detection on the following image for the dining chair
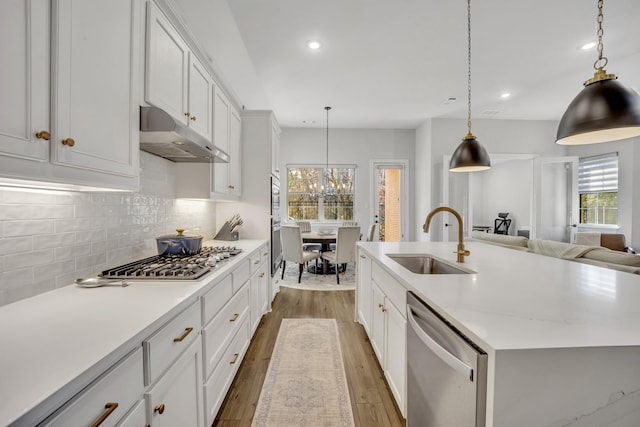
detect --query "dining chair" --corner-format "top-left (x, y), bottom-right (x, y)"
top-left (341, 221), bottom-right (358, 226)
top-left (296, 220), bottom-right (322, 256)
top-left (321, 226), bottom-right (360, 284)
top-left (366, 223), bottom-right (377, 241)
top-left (280, 225), bottom-right (320, 283)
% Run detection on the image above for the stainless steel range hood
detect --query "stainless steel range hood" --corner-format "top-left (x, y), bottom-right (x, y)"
top-left (139, 106), bottom-right (230, 163)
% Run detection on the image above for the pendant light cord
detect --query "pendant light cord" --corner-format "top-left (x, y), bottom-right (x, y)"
top-left (466, 0), bottom-right (473, 138)
top-left (325, 106), bottom-right (330, 170)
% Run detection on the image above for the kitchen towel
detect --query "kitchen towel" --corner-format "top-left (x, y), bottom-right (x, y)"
top-left (251, 319), bottom-right (355, 427)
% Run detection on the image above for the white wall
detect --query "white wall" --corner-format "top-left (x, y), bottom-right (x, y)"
top-left (279, 127), bottom-right (416, 239)
top-left (0, 152), bottom-right (217, 306)
top-left (470, 159), bottom-right (533, 235)
top-left (414, 120), bottom-right (432, 241)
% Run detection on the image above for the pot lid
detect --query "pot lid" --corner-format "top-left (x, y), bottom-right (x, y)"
top-left (157, 228), bottom-right (202, 240)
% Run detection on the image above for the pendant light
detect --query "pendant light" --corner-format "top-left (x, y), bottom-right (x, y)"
top-left (449, 0), bottom-right (491, 172)
top-left (310, 106), bottom-right (333, 198)
top-left (556, 0), bottom-right (640, 145)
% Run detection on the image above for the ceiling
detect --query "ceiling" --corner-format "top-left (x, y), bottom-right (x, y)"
top-left (173, 0), bottom-right (640, 129)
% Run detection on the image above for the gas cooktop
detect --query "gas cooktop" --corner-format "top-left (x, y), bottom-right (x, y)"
top-left (99, 246), bottom-right (242, 280)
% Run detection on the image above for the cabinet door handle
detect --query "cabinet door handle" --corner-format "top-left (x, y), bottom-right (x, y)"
top-left (259, 273), bottom-right (265, 278)
top-left (228, 185), bottom-right (235, 189)
top-left (254, 260), bottom-right (260, 265)
top-left (154, 403), bottom-right (166, 414)
top-left (61, 137), bottom-right (75, 147)
top-left (381, 307), bottom-right (387, 313)
top-left (190, 115), bottom-right (196, 121)
top-left (263, 252), bottom-right (268, 257)
top-left (230, 353), bottom-right (239, 364)
top-left (378, 303), bottom-right (384, 308)
top-left (184, 112), bottom-right (190, 118)
top-left (35, 130), bottom-right (50, 141)
top-left (90, 402), bottom-right (118, 427)
top-left (360, 255), bottom-right (366, 259)
top-left (173, 327), bottom-right (193, 342)
top-left (229, 313), bottom-right (239, 322)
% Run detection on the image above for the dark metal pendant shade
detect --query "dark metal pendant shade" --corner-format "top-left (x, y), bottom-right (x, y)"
top-left (449, 134), bottom-right (491, 172)
top-left (556, 78), bottom-right (640, 145)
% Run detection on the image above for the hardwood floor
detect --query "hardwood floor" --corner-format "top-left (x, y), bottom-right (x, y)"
top-left (213, 287), bottom-right (406, 427)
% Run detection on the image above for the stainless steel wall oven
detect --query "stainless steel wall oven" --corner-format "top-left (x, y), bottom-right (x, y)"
top-left (270, 175), bottom-right (282, 276)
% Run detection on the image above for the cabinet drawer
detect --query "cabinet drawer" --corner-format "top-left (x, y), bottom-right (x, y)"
top-left (203, 317), bottom-right (250, 427)
top-left (43, 347), bottom-right (143, 427)
top-left (232, 260), bottom-right (250, 294)
top-left (201, 274), bottom-right (233, 325)
top-left (116, 399), bottom-right (145, 427)
top-left (260, 244), bottom-right (269, 265)
top-left (249, 252), bottom-right (261, 274)
top-left (144, 300), bottom-right (201, 385)
top-left (202, 281), bottom-right (249, 376)
top-left (372, 261), bottom-right (406, 316)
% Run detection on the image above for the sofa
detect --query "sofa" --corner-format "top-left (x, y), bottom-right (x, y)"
top-left (470, 230), bottom-right (640, 274)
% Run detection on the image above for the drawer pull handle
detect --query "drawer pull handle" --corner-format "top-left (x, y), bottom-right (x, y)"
top-left (154, 403), bottom-right (165, 414)
top-left (254, 260), bottom-right (260, 265)
top-left (90, 402), bottom-right (118, 427)
top-left (173, 327), bottom-right (193, 343)
top-left (378, 303), bottom-right (384, 308)
top-left (263, 252), bottom-right (268, 256)
top-left (360, 255), bottom-right (366, 259)
top-left (230, 313), bottom-right (239, 322)
top-left (35, 130), bottom-right (50, 140)
top-left (259, 273), bottom-right (265, 278)
top-left (190, 115), bottom-right (197, 121)
top-left (230, 353), bottom-right (239, 364)
top-left (184, 112), bottom-right (190, 118)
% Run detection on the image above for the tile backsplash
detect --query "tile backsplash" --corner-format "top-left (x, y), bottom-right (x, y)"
top-left (0, 152), bottom-right (216, 306)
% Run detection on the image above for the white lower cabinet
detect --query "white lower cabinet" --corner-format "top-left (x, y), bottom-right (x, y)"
top-left (145, 336), bottom-right (203, 427)
top-left (41, 347), bottom-right (144, 427)
top-left (362, 256), bottom-right (407, 417)
top-left (203, 316), bottom-right (250, 426)
top-left (357, 251), bottom-right (372, 334)
top-left (250, 244), bottom-right (270, 333)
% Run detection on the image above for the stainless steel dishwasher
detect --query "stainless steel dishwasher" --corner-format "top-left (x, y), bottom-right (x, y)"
top-left (406, 292), bottom-right (488, 427)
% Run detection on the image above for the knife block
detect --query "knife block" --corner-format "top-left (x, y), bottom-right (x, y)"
top-left (214, 222), bottom-right (239, 241)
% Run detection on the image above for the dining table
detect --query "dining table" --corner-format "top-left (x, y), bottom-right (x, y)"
top-left (301, 230), bottom-right (338, 274)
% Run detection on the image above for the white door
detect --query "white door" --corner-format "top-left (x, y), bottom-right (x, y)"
top-left (371, 160), bottom-right (408, 242)
top-left (534, 157), bottom-right (579, 242)
top-left (441, 155), bottom-right (470, 242)
top-left (0, 0), bottom-right (49, 161)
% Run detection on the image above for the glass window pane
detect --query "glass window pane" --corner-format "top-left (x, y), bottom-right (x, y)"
top-left (288, 166), bottom-right (355, 221)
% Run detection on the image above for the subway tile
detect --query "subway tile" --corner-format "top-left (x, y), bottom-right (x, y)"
top-left (0, 267), bottom-right (34, 288)
top-left (3, 220), bottom-right (54, 237)
top-left (75, 229), bottom-right (107, 244)
top-left (34, 259), bottom-right (75, 281)
top-left (75, 252), bottom-right (107, 270)
top-left (0, 205), bottom-right (27, 220)
top-left (55, 243), bottom-right (92, 260)
top-left (1, 188), bottom-right (56, 204)
top-left (53, 217), bottom-right (94, 233)
top-left (4, 249), bottom-right (55, 270)
top-left (33, 233), bottom-right (76, 249)
top-left (0, 237), bottom-right (33, 255)
top-left (28, 204), bottom-right (74, 219)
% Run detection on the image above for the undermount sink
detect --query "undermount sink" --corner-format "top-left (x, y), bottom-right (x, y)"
top-left (387, 254), bottom-right (475, 275)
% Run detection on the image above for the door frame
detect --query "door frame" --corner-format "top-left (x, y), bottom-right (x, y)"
top-left (370, 159), bottom-right (409, 241)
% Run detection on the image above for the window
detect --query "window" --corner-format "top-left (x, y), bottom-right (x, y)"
top-left (287, 166), bottom-right (355, 221)
top-left (578, 153), bottom-right (618, 225)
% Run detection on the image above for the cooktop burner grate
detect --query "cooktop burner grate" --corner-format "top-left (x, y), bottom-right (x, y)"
top-left (99, 246), bottom-right (242, 280)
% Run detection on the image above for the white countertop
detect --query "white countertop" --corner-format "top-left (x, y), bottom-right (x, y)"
top-left (0, 239), bottom-right (265, 427)
top-left (359, 241), bottom-right (640, 352)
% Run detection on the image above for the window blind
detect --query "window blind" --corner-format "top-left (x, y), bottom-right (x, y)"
top-left (578, 152), bottom-right (618, 193)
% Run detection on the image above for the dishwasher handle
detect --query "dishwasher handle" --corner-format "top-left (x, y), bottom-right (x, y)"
top-left (407, 303), bottom-right (474, 381)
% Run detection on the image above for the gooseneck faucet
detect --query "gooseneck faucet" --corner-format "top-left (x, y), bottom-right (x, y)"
top-left (423, 206), bottom-right (470, 263)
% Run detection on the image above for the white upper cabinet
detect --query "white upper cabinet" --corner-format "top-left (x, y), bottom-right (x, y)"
top-left (0, 0), bottom-right (139, 190)
top-left (50, 0), bottom-right (139, 178)
top-left (212, 87), bottom-right (241, 199)
top-left (145, 2), bottom-right (212, 141)
top-left (187, 55), bottom-right (213, 141)
top-left (0, 0), bottom-right (49, 161)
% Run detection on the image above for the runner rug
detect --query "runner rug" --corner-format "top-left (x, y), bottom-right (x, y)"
top-left (251, 319), bottom-right (355, 427)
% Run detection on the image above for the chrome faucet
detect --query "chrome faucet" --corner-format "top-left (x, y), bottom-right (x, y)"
top-left (423, 206), bottom-right (470, 263)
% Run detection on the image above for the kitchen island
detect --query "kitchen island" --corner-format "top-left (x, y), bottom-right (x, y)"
top-left (0, 239), bottom-right (268, 427)
top-left (357, 241), bottom-right (640, 427)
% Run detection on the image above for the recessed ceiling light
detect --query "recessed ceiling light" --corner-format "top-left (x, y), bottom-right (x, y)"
top-left (580, 41), bottom-right (597, 50)
top-left (307, 40), bottom-right (321, 50)
top-left (500, 92), bottom-right (511, 99)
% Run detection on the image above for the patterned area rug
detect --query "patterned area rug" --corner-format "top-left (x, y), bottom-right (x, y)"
top-left (251, 319), bottom-right (355, 427)
top-left (276, 262), bottom-right (355, 291)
